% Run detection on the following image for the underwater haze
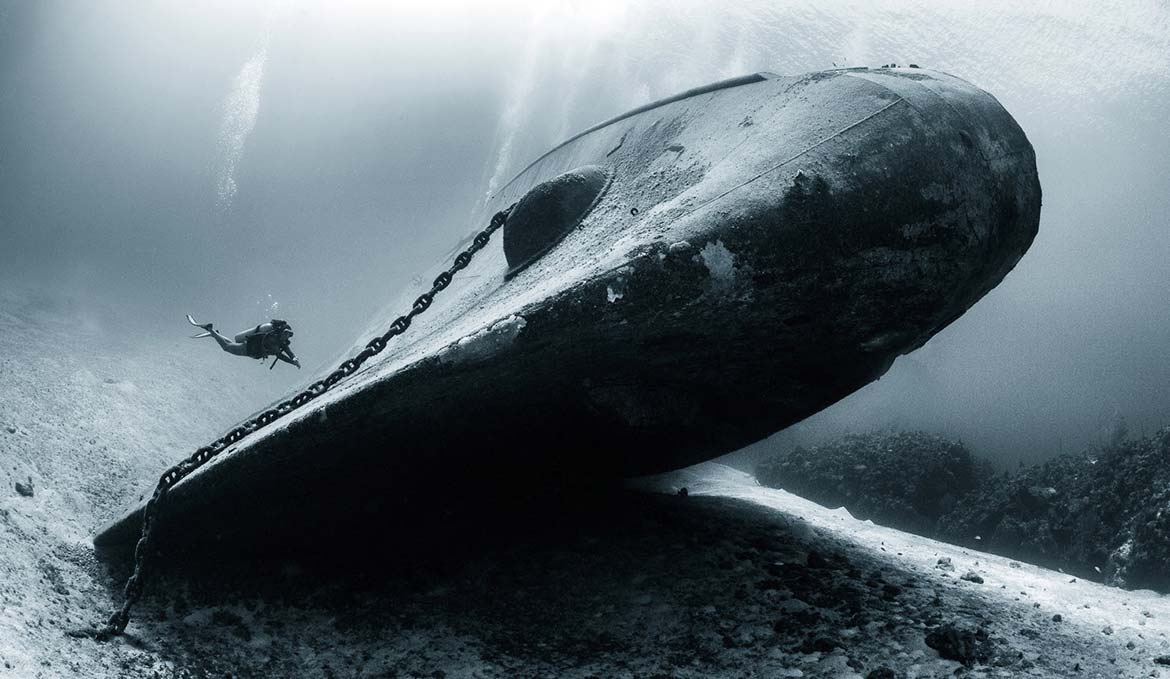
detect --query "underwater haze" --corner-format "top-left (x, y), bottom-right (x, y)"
top-left (1, 0), bottom-right (1168, 466)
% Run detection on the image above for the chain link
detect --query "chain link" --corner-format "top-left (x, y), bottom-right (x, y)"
top-left (81, 206), bottom-right (512, 641)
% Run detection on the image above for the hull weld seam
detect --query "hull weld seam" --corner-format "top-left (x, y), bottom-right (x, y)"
top-left (690, 96), bottom-right (906, 215)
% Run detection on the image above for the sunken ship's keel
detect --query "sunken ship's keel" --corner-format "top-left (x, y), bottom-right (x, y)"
top-left (97, 68), bottom-right (1039, 556)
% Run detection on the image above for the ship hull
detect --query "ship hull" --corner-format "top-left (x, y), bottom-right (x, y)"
top-left (97, 67), bottom-right (1040, 556)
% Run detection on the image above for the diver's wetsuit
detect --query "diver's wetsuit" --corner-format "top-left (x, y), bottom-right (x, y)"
top-left (201, 320), bottom-right (300, 368)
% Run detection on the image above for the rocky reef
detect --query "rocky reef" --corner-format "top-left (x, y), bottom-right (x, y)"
top-left (756, 427), bottom-right (1170, 592)
top-left (755, 431), bottom-right (989, 536)
top-left (940, 427), bottom-right (1170, 591)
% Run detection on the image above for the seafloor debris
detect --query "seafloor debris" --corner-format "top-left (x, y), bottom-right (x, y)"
top-left (14, 476), bottom-right (34, 498)
top-left (924, 623), bottom-right (994, 665)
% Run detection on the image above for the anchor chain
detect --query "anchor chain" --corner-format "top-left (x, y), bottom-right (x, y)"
top-left (83, 206), bottom-right (512, 641)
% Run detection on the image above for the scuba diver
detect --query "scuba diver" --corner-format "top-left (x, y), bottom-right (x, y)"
top-left (187, 314), bottom-right (301, 369)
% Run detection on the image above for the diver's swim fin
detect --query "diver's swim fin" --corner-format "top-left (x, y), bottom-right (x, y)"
top-left (186, 314), bottom-right (214, 334)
